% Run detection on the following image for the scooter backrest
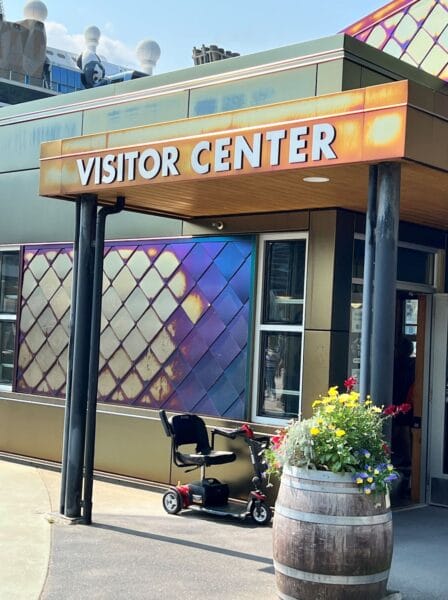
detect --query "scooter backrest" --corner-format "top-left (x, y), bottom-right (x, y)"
top-left (170, 414), bottom-right (211, 454)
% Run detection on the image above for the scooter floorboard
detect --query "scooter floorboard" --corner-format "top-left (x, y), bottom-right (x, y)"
top-left (188, 500), bottom-right (248, 519)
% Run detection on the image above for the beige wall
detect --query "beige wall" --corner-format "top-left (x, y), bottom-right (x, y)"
top-left (0, 393), bottom-right (276, 497)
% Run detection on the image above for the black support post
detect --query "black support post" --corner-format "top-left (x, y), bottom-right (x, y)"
top-left (60, 199), bottom-right (81, 514)
top-left (370, 163), bottom-right (401, 429)
top-left (64, 194), bottom-right (97, 519)
top-left (83, 197), bottom-right (125, 525)
top-left (359, 165), bottom-right (378, 402)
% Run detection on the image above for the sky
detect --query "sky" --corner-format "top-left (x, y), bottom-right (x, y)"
top-left (6, 0), bottom-right (388, 73)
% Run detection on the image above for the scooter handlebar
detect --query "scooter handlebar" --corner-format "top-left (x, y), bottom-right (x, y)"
top-left (212, 425), bottom-right (270, 445)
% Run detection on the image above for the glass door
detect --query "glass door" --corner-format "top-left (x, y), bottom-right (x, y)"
top-left (428, 294), bottom-right (448, 507)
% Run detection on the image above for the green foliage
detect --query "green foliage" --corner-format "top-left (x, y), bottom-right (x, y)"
top-left (265, 385), bottom-right (399, 495)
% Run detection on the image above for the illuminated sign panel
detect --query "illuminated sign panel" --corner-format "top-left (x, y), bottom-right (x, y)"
top-left (40, 80), bottom-right (410, 202)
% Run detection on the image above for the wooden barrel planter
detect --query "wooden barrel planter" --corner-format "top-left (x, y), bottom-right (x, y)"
top-left (273, 466), bottom-right (393, 600)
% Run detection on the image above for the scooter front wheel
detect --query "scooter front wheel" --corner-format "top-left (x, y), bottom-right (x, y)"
top-left (250, 501), bottom-right (272, 525)
top-left (163, 489), bottom-right (182, 515)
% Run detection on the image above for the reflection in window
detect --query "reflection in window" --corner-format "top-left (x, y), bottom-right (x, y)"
top-left (353, 239), bottom-right (435, 286)
top-left (255, 236), bottom-right (306, 421)
top-left (259, 331), bottom-right (302, 419)
top-left (263, 240), bottom-right (305, 325)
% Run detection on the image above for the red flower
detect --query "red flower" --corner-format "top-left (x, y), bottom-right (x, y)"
top-left (383, 405), bottom-right (397, 416)
top-left (396, 402), bottom-right (412, 414)
top-left (271, 429), bottom-right (287, 450)
top-left (344, 376), bottom-right (357, 392)
top-left (240, 423), bottom-right (254, 439)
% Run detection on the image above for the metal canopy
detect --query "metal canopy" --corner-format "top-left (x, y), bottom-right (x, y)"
top-left (40, 79), bottom-right (448, 228)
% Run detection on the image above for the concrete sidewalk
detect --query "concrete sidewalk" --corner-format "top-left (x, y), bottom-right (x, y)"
top-left (1, 457), bottom-right (447, 599)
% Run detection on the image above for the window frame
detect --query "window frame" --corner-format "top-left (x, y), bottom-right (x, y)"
top-left (0, 246), bottom-right (19, 391)
top-left (251, 232), bottom-right (308, 425)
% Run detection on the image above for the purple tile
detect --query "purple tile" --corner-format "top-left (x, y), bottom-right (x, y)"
top-left (196, 308), bottom-right (226, 347)
top-left (167, 242), bottom-right (194, 260)
top-left (149, 373), bottom-right (175, 407)
top-left (223, 394), bottom-right (245, 419)
top-left (207, 375), bottom-right (240, 415)
top-left (182, 245), bottom-right (213, 280)
top-left (168, 267), bottom-right (195, 301)
top-left (172, 372), bottom-right (207, 411)
top-left (197, 264), bottom-right (227, 303)
top-left (194, 352), bottom-right (223, 389)
top-left (180, 329), bottom-right (209, 367)
top-left (213, 288), bottom-right (243, 325)
top-left (228, 313), bottom-right (249, 349)
top-left (202, 241), bottom-right (226, 259)
top-left (229, 259), bottom-right (252, 303)
top-left (141, 243), bottom-right (164, 263)
top-left (210, 330), bottom-right (241, 370)
top-left (160, 392), bottom-right (186, 413)
top-left (235, 238), bottom-right (254, 259)
top-left (190, 395), bottom-right (220, 417)
top-left (166, 307), bottom-right (194, 344)
top-left (224, 353), bottom-right (248, 395)
top-left (214, 243), bottom-right (246, 279)
top-left (163, 351), bottom-right (191, 385)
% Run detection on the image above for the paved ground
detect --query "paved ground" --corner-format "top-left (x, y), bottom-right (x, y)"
top-left (1, 456), bottom-right (447, 599)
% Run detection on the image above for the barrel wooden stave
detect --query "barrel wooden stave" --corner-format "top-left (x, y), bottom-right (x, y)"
top-left (273, 467), bottom-right (393, 600)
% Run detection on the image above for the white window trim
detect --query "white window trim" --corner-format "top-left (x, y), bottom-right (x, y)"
top-left (0, 246), bottom-right (20, 391)
top-left (251, 232), bottom-right (308, 425)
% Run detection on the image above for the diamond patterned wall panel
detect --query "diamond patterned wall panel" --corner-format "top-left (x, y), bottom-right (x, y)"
top-left (344, 0), bottom-right (448, 80)
top-left (16, 237), bottom-right (255, 420)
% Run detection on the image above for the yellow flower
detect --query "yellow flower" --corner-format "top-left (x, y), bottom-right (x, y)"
top-left (338, 394), bottom-right (349, 403)
top-left (349, 391), bottom-right (360, 402)
top-left (374, 469), bottom-right (380, 475)
top-left (328, 386), bottom-right (338, 397)
top-left (364, 399), bottom-right (372, 405)
top-left (346, 402), bottom-right (357, 409)
top-left (312, 400), bottom-right (322, 408)
top-left (317, 418), bottom-right (324, 425)
top-left (364, 488), bottom-right (372, 495)
top-left (370, 406), bottom-right (382, 413)
top-left (324, 405), bottom-right (336, 413)
top-left (328, 424), bottom-right (336, 430)
top-left (387, 464), bottom-right (394, 471)
top-left (356, 477), bottom-right (363, 485)
top-left (335, 429), bottom-right (346, 437)
top-left (367, 477), bottom-right (373, 483)
top-left (310, 427), bottom-right (320, 436)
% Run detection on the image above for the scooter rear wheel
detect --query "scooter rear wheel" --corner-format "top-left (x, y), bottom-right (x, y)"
top-left (250, 501), bottom-right (272, 525)
top-left (163, 489), bottom-right (182, 515)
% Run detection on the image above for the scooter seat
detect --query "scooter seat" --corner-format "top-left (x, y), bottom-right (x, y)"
top-left (175, 449), bottom-right (236, 467)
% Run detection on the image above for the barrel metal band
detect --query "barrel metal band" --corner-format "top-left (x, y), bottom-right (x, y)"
top-left (275, 503), bottom-right (392, 526)
top-left (274, 560), bottom-right (390, 585)
top-left (277, 591), bottom-right (301, 600)
top-left (282, 474), bottom-right (360, 495)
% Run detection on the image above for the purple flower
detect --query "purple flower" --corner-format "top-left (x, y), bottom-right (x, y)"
top-left (385, 473), bottom-right (399, 482)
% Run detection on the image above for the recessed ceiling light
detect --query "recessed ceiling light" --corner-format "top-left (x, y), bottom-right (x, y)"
top-left (303, 176), bottom-right (330, 183)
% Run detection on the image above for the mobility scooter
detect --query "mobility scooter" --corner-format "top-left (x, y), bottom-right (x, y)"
top-left (159, 410), bottom-right (272, 525)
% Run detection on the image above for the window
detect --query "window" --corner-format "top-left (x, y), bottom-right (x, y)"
top-left (353, 239), bottom-right (436, 286)
top-left (0, 250), bottom-right (19, 387)
top-left (252, 234), bottom-right (307, 423)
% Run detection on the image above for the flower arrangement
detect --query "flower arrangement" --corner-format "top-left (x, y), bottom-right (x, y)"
top-left (265, 377), bottom-right (411, 495)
